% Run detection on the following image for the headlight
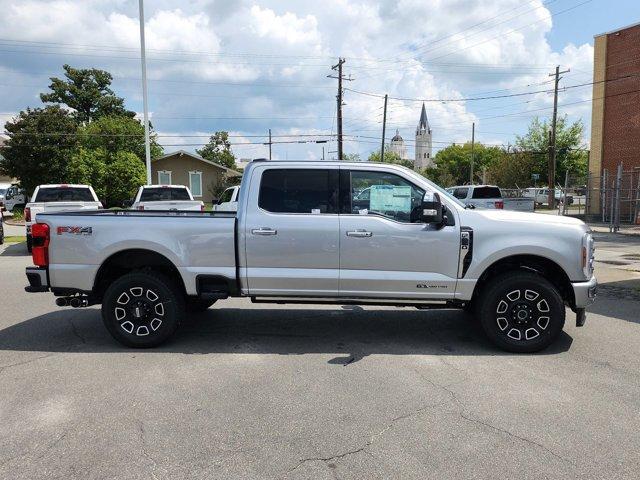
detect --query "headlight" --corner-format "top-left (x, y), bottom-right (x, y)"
top-left (582, 233), bottom-right (594, 278)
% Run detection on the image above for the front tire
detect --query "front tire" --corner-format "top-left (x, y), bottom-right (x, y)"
top-left (101, 271), bottom-right (185, 348)
top-left (477, 271), bottom-right (565, 353)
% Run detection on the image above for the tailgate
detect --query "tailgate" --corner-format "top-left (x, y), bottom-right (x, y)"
top-left (141, 201), bottom-right (202, 211)
top-left (43, 202), bottom-right (101, 212)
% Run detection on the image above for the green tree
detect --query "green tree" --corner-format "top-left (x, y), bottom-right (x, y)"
top-left (427, 143), bottom-right (503, 187)
top-left (343, 153), bottom-right (361, 162)
top-left (67, 148), bottom-right (108, 200)
top-left (78, 115), bottom-right (162, 162)
top-left (105, 152), bottom-right (147, 206)
top-left (515, 116), bottom-right (588, 184)
top-left (0, 106), bottom-right (79, 194)
top-left (367, 150), bottom-right (414, 169)
top-left (40, 64), bottom-right (135, 123)
top-left (196, 131), bottom-right (236, 169)
top-left (486, 151), bottom-right (538, 188)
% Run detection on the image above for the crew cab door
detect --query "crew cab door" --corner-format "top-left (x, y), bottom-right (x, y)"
top-left (243, 166), bottom-right (340, 296)
top-left (339, 167), bottom-right (460, 299)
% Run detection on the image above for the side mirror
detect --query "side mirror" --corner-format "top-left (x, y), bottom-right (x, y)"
top-left (422, 192), bottom-right (443, 225)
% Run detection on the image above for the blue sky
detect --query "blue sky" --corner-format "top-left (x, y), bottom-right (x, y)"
top-left (0, 0), bottom-right (637, 161)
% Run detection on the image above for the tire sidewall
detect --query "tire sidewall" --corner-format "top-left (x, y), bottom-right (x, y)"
top-left (479, 272), bottom-right (565, 353)
top-left (102, 272), bottom-right (184, 348)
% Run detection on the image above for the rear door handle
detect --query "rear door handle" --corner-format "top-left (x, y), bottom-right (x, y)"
top-left (251, 227), bottom-right (277, 236)
top-left (346, 230), bottom-right (372, 238)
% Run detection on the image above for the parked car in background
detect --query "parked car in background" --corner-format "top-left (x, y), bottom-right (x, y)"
top-left (212, 185), bottom-right (240, 212)
top-left (446, 185), bottom-right (534, 211)
top-left (25, 184), bottom-right (102, 253)
top-left (523, 188), bottom-right (574, 207)
top-left (1, 184), bottom-right (27, 212)
top-left (131, 185), bottom-right (204, 211)
top-left (0, 183), bottom-right (11, 210)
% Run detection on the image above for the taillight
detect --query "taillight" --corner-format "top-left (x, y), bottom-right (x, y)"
top-left (495, 201), bottom-right (504, 209)
top-left (137, 205), bottom-right (144, 211)
top-left (24, 206), bottom-right (31, 222)
top-left (200, 203), bottom-right (205, 212)
top-left (31, 223), bottom-right (50, 267)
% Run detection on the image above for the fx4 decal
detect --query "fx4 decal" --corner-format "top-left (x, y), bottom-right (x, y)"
top-left (56, 226), bottom-right (93, 236)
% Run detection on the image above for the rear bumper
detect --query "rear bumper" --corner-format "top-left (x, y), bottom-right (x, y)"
top-left (571, 275), bottom-right (597, 309)
top-left (25, 266), bottom-right (49, 292)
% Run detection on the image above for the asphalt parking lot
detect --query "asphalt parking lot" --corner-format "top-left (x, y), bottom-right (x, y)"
top-left (1, 233), bottom-right (639, 479)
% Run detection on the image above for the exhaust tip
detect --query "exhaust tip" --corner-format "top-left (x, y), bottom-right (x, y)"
top-left (55, 297), bottom-right (68, 307)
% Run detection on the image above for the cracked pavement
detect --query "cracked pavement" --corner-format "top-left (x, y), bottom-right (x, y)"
top-left (1, 239), bottom-right (640, 479)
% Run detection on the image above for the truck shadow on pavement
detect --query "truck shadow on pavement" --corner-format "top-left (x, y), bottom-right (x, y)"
top-left (0, 306), bottom-right (573, 361)
top-left (0, 242), bottom-right (29, 256)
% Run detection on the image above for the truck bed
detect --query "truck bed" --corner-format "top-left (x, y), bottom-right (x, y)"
top-left (35, 209), bottom-right (238, 296)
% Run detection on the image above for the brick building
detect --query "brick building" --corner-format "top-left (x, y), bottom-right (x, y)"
top-left (588, 22), bottom-right (640, 216)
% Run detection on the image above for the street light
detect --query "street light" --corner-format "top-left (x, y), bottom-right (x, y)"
top-left (138, 0), bottom-right (152, 185)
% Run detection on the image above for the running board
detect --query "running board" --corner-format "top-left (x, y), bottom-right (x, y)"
top-left (250, 296), bottom-right (457, 309)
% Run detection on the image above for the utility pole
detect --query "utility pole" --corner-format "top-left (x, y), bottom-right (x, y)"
top-left (138, 0), bottom-right (151, 185)
top-left (328, 58), bottom-right (352, 160)
top-left (470, 122), bottom-right (475, 184)
top-left (380, 94), bottom-right (388, 161)
top-left (547, 65), bottom-right (570, 207)
top-left (322, 146), bottom-right (325, 161)
top-left (268, 129), bottom-right (272, 160)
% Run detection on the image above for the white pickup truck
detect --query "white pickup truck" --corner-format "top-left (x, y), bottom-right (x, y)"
top-left (24, 184), bottom-right (102, 252)
top-left (25, 160), bottom-right (596, 353)
top-left (446, 185), bottom-right (534, 211)
top-left (131, 185), bottom-right (204, 211)
top-left (212, 185), bottom-right (240, 212)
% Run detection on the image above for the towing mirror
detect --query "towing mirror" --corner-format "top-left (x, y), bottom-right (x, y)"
top-left (422, 192), bottom-right (443, 225)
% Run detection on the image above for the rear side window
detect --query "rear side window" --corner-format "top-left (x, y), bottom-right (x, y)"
top-left (34, 187), bottom-right (95, 202)
top-left (452, 187), bottom-right (469, 199)
top-left (471, 187), bottom-right (502, 199)
top-left (218, 188), bottom-right (234, 203)
top-left (259, 169), bottom-right (338, 214)
top-left (140, 187), bottom-right (191, 201)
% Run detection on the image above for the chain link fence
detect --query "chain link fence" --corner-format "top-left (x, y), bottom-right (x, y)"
top-left (558, 165), bottom-right (640, 231)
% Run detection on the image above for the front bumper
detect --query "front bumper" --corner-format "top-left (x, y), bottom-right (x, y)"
top-left (25, 266), bottom-right (49, 292)
top-left (571, 275), bottom-right (597, 309)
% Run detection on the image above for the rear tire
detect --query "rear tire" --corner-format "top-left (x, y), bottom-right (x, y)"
top-left (26, 234), bottom-right (32, 253)
top-left (477, 271), bottom-right (565, 353)
top-left (101, 271), bottom-right (185, 348)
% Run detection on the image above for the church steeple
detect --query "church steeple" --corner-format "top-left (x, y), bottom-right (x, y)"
top-left (414, 102), bottom-right (433, 170)
top-left (417, 102), bottom-right (430, 134)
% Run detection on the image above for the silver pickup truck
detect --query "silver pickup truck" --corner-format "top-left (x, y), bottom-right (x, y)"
top-left (25, 160), bottom-right (596, 353)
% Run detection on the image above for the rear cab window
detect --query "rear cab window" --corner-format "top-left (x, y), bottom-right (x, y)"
top-left (258, 169), bottom-right (338, 214)
top-left (471, 187), bottom-right (502, 199)
top-left (140, 187), bottom-right (191, 202)
top-left (34, 187), bottom-right (96, 202)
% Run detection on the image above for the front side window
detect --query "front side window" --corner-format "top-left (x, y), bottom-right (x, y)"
top-left (189, 171), bottom-right (202, 197)
top-left (218, 188), bottom-right (234, 203)
top-left (259, 169), bottom-right (338, 214)
top-left (349, 171), bottom-right (424, 223)
top-left (453, 187), bottom-right (469, 200)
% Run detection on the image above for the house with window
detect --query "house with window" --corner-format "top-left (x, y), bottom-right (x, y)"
top-left (151, 150), bottom-right (242, 203)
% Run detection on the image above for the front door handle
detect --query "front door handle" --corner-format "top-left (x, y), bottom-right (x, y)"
top-left (251, 227), bottom-right (277, 236)
top-left (346, 229), bottom-right (372, 238)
